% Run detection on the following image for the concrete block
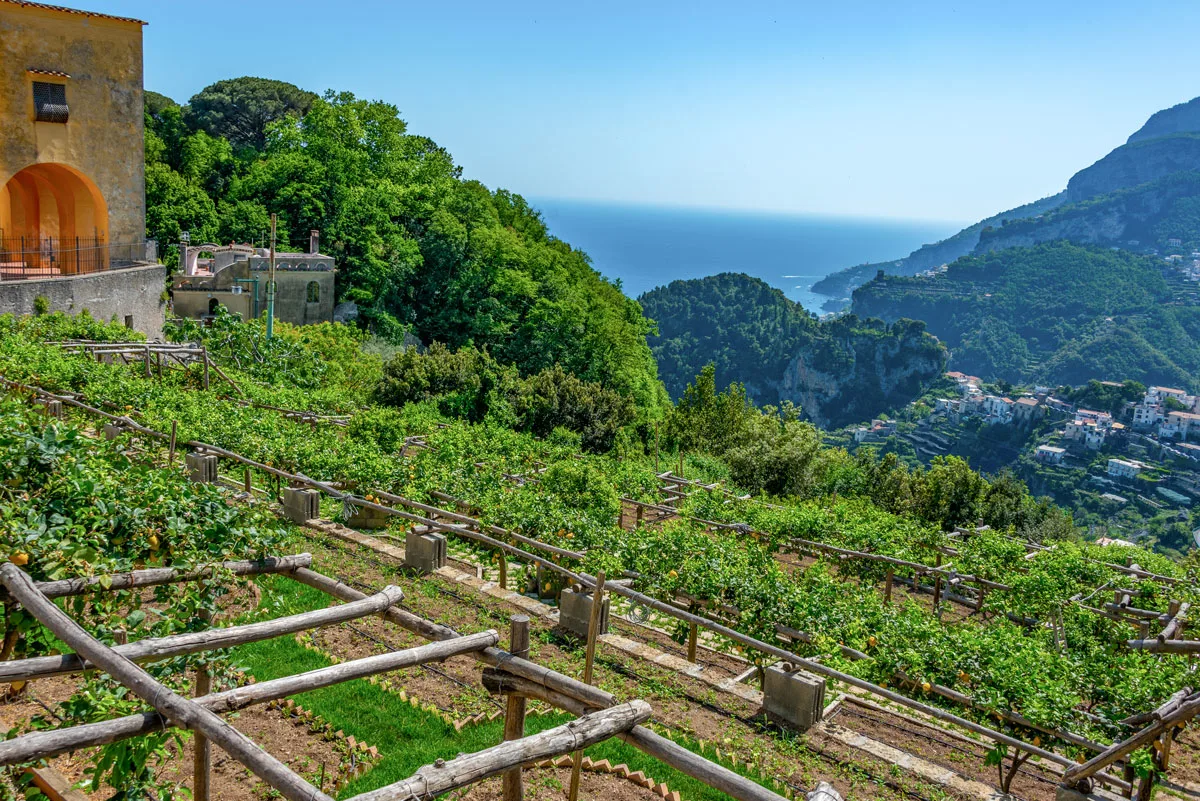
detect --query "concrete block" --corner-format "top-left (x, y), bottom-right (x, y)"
top-left (185, 452), bottom-right (219, 484)
top-left (103, 423), bottom-right (123, 440)
top-left (405, 529), bottom-right (447, 573)
top-left (282, 487), bottom-right (321, 524)
top-left (33, 399), bottom-right (62, 419)
top-left (348, 505), bottom-right (390, 530)
top-left (558, 587), bottom-right (610, 638)
top-left (763, 664), bottom-right (825, 732)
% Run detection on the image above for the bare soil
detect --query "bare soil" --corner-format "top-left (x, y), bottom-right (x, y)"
top-left (827, 700), bottom-right (1060, 801)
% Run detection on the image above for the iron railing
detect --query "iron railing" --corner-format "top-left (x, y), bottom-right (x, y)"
top-left (0, 237), bottom-right (153, 280)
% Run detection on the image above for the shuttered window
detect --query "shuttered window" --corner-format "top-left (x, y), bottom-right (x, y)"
top-left (33, 82), bottom-right (68, 123)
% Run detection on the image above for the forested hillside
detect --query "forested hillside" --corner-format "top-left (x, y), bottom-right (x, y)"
top-left (641, 273), bottom-right (947, 427)
top-left (144, 78), bottom-right (667, 419)
top-left (851, 242), bottom-right (1200, 389)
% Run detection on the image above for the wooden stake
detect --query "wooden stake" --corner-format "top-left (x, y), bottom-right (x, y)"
top-left (884, 568), bottom-right (894, 604)
top-left (244, 467), bottom-right (252, 494)
top-left (498, 553), bottom-right (508, 591)
top-left (688, 621), bottom-right (698, 663)
top-left (654, 422), bottom-right (660, 472)
top-left (502, 616), bottom-right (530, 801)
top-left (202, 346), bottom-right (210, 390)
top-left (678, 452), bottom-right (684, 479)
top-left (569, 571), bottom-right (606, 801)
top-left (194, 666), bottom-right (212, 801)
top-left (168, 420), bottom-right (178, 463)
top-left (0, 564), bottom-right (335, 801)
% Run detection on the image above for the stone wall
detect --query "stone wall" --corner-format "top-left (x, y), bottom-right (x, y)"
top-left (0, 263), bottom-right (166, 338)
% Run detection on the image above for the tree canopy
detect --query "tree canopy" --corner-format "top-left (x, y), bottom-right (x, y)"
top-left (145, 79), bottom-right (669, 422)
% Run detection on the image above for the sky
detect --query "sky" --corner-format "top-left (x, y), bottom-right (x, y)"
top-left (95, 0), bottom-right (1200, 222)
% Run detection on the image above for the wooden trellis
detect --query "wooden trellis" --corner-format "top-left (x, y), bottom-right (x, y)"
top-left (0, 556), bottom-right (791, 801)
top-left (0, 374), bottom-right (1170, 797)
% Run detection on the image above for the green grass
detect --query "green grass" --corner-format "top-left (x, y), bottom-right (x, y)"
top-left (234, 575), bottom-right (784, 799)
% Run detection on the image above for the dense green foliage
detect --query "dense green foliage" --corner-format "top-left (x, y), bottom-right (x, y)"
top-left (2, 314), bottom-right (1191, 754)
top-left (145, 77), bottom-right (668, 420)
top-left (640, 273), bottom-right (946, 427)
top-left (375, 344), bottom-right (635, 451)
top-left (0, 398), bottom-right (287, 797)
top-left (852, 242), bottom-right (1200, 389)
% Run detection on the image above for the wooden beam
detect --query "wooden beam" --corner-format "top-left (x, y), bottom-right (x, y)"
top-left (0, 631), bottom-right (498, 767)
top-left (1064, 694), bottom-right (1200, 785)
top-left (288, 568), bottom-right (617, 712)
top-left (347, 701), bottom-right (651, 801)
top-left (483, 671), bottom-right (790, 801)
top-left (0, 585), bottom-right (402, 683)
top-left (30, 554), bottom-right (311, 600)
top-left (0, 563), bottom-right (334, 801)
top-left (503, 616), bottom-right (530, 801)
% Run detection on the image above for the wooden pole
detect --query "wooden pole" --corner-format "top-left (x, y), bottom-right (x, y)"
top-left (156, 351), bottom-right (163, 382)
top-left (0, 585), bottom-right (403, 684)
top-left (498, 553), bottom-right (508, 592)
top-left (502, 616), bottom-right (530, 801)
top-left (168, 420), bottom-right (177, 463)
top-left (348, 702), bottom-right (651, 801)
top-left (0, 631), bottom-right (500, 766)
top-left (884, 568), bottom-right (894, 604)
top-left (202, 346), bottom-right (210, 390)
top-left (244, 467), bottom-right (252, 494)
top-left (483, 672), bottom-right (792, 801)
top-left (0, 563), bottom-right (335, 801)
top-left (654, 422), bottom-right (659, 472)
top-left (35, 554), bottom-right (311, 600)
top-left (568, 570), bottom-right (606, 801)
top-left (194, 665), bottom-right (212, 801)
top-left (687, 621), bottom-right (698, 663)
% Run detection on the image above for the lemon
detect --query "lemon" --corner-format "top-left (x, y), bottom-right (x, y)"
top-left (9, 553), bottom-right (28, 566)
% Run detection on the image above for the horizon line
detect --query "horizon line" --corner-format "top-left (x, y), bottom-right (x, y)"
top-left (527, 194), bottom-right (972, 228)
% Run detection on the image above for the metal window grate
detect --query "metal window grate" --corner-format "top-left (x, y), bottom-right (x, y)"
top-left (32, 82), bottom-right (68, 123)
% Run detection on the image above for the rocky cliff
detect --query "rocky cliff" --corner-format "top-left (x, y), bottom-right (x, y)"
top-left (815, 94), bottom-right (1200, 303)
top-left (641, 273), bottom-right (947, 428)
top-left (772, 323), bottom-right (948, 428)
top-left (1065, 134), bottom-right (1200, 202)
top-left (1128, 97), bottom-right (1200, 143)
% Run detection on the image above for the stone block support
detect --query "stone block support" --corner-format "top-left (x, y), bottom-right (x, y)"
top-left (281, 487), bottom-right (321, 524)
top-left (558, 587), bottom-right (610, 639)
top-left (33, 399), bottom-right (63, 419)
top-left (405, 528), bottom-right (447, 573)
top-left (348, 505), bottom-right (390, 530)
top-left (763, 664), bottom-right (825, 732)
top-left (185, 452), bottom-right (218, 484)
top-left (103, 423), bottom-right (123, 440)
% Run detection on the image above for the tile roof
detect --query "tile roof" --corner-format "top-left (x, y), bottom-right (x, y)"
top-left (27, 68), bottom-right (70, 78)
top-left (0, 1), bottom-right (146, 25)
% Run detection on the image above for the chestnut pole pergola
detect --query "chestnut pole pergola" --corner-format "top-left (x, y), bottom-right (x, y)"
top-left (0, 374), bottom-right (1142, 795)
top-left (0, 556), bottom-right (790, 801)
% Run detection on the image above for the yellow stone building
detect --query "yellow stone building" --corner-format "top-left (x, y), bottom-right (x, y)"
top-left (0, 1), bottom-right (147, 274)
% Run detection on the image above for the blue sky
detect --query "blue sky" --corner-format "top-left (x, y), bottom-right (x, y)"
top-left (99, 0), bottom-right (1200, 222)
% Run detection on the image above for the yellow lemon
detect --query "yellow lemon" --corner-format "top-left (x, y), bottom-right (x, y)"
top-left (9, 552), bottom-right (28, 566)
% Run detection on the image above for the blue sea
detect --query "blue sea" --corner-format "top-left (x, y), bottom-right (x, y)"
top-left (531, 198), bottom-right (962, 315)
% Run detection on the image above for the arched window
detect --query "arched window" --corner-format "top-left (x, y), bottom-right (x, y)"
top-left (306, 281), bottom-right (320, 303)
top-left (208, 298), bottom-right (219, 314)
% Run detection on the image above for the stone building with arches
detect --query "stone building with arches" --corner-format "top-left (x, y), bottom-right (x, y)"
top-left (171, 231), bottom-right (336, 326)
top-left (0, 1), bottom-right (163, 334)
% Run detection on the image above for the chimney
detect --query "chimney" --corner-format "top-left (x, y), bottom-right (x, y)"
top-left (309, 229), bottom-right (320, 255)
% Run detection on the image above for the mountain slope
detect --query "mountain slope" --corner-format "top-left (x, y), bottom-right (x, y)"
top-left (815, 95), bottom-right (1200, 303)
top-left (850, 242), bottom-right (1200, 389)
top-left (641, 273), bottom-right (947, 428)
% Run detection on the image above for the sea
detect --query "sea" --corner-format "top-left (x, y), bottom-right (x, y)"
top-left (531, 198), bottom-right (962, 315)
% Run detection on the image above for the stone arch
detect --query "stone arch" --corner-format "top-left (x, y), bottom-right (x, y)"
top-left (0, 163), bottom-right (109, 274)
